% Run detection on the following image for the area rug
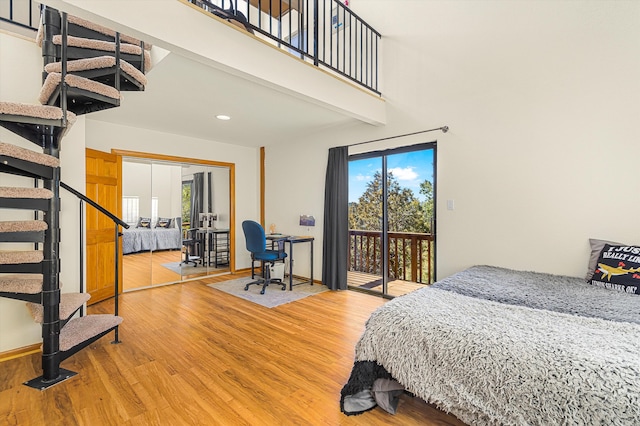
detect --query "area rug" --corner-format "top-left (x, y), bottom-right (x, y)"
top-left (162, 262), bottom-right (226, 276)
top-left (207, 277), bottom-right (328, 308)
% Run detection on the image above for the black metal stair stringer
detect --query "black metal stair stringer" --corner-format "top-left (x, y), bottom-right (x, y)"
top-left (0, 155), bottom-right (55, 179)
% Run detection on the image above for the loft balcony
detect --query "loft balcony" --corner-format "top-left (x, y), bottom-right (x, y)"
top-left (187, 0), bottom-right (381, 95)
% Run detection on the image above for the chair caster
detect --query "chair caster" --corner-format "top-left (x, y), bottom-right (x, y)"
top-left (260, 289), bottom-right (266, 295)
top-left (281, 286), bottom-right (286, 291)
top-left (244, 285), bottom-right (249, 291)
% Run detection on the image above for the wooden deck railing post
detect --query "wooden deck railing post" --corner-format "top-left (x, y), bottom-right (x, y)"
top-left (410, 235), bottom-right (418, 282)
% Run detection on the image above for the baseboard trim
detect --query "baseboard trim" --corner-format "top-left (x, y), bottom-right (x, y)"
top-left (0, 343), bottom-right (41, 363)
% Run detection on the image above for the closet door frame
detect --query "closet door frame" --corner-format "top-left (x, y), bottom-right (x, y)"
top-left (112, 149), bottom-right (236, 277)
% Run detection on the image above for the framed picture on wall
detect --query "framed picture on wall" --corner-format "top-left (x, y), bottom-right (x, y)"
top-left (299, 215), bottom-right (315, 227)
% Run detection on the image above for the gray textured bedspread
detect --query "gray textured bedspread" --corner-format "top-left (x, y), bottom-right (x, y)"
top-left (433, 265), bottom-right (640, 324)
top-left (122, 228), bottom-right (181, 254)
top-left (341, 266), bottom-right (640, 425)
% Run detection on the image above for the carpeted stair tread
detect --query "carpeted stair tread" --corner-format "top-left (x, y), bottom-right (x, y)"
top-left (0, 141), bottom-right (60, 167)
top-left (27, 292), bottom-right (91, 323)
top-left (49, 35), bottom-right (152, 71)
top-left (60, 315), bottom-right (123, 352)
top-left (45, 56), bottom-right (147, 86)
top-left (66, 15), bottom-right (152, 50)
top-left (0, 274), bottom-right (43, 294)
top-left (0, 101), bottom-right (78, 126)
top-left (0, 250), bottom-right (43, 265)
top-left (0, 220), bottom-right (47, 233)
top-left (0, 187), bottom-right (53, 199)
top-left (36, 15), bottom-right (152, 51)
top-left (39, 73), bottom-right (122, 105)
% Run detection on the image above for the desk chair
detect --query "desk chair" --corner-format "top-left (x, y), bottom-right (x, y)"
top-left (180, 228), bottom-right (201, 267)
top-left (242, 220), bottom-right (287, 294)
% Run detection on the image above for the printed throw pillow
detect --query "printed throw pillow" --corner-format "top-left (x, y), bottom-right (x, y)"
top-left (589, 244), bottom-right (640, 294)
top-left (156, 217), bottom-right (172, 228)
top-left (136, 217), bottom-right (151, 228)
top-left (586, 238), bottom-right (623, 281)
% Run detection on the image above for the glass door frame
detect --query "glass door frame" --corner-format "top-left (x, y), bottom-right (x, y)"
top-left (348, 141), bottom-right (437, 298)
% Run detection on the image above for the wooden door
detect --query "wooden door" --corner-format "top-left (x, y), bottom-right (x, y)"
top-left (85, 148), bottom-right (122, 305)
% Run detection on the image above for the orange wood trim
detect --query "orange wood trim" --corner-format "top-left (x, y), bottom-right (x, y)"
top-left (116, 154), bottom-right (123, 294)
top-left (0, 344), bottom-right (40, 363)
top-left (110, 149), bottom-right (236, 273)
top-left (111, 149), bottom-right (235, 169)
top-left (229, 163), bottom-right (236, 273)
top-left (260, 146), bottom-right (265, 227)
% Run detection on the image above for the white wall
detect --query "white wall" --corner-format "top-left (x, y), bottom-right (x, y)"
top-left (84, 120), bottom-right (260, 270)
top-left (1, 31), bottom-right (85, 352)
top-left (266, 0), bottom-right (640, 281)
top-left (122, 162), bottom-right (182, 223)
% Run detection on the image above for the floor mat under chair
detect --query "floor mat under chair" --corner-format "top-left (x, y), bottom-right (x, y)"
top-left (207, 277), bottom-right (328, 308)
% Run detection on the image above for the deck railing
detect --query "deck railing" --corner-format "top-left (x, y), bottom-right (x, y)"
top-left (349, 229), bottom-right (434, 284)
top-left (189, 0), bottom-right (381, 94)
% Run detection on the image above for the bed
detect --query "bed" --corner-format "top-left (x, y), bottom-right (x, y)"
top-left (340, 265), bottom-right (640, 425)
top-left (122, 226), bottom-right (182, 254)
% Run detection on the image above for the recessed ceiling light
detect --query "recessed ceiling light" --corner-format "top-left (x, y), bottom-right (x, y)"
top-left (216, 114), bottom-right (231, 121)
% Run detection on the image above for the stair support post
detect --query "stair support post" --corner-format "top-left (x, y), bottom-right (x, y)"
top-left (41, 153), bottom-right (62, 382)
top-left (112, 224), bottom-right (121, 344)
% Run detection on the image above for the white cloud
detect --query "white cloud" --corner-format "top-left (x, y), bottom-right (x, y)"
top-left (389, 167), bottom-right (418, 181)
top-left (355, 174), bottom-right (371, 181)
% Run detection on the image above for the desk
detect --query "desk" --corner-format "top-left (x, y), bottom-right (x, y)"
top-left (266, 234), bottom-right (314, 291)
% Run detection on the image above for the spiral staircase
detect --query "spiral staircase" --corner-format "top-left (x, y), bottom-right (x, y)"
top-left (0, 7), bottom-right (149, 389)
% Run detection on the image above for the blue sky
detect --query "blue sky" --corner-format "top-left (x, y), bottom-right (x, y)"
top-left (348, 149), bottom-right (434, 203)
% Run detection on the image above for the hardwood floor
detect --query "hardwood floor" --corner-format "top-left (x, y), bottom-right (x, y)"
top-left (0, 273), bottom-right (466, 426)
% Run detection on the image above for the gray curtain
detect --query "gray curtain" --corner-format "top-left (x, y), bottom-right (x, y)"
top-left (190, 172), bottom-right (204, 258)
top-left (322, 146), bottom-right (349, 290)
top-left (207, 172), bottom-right (213, 214)
top-left (190, 172), bottom-right (204, 230)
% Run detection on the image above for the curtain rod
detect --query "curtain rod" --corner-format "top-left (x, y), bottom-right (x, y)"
top-left (346, 126), bottom-right (449, 148)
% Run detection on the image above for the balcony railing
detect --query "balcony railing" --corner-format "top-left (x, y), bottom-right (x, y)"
top-left (0, 0), bottom-right (40, 31)
top-left (189, 0), bottom-right (381, 95)
top-left (349, 230), bottom-right (434, 285)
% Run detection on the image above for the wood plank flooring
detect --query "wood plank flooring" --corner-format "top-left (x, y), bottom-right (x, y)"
top-left (0, 273), bottom-right (466, 426)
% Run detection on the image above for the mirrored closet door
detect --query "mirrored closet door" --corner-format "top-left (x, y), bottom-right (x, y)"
top-left (120, 156), bottom-right (232, 292)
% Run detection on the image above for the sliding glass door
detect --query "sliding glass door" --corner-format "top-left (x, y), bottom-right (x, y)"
top-left (348, 156), bottom-right (385, 294)
top-left (348, 142), bottom-right (436, 297)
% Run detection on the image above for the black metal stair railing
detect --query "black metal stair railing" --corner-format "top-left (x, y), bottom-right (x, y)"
top-left (190, 0), bottom-right (381, 95)
top-left (0, 0), bottom-right (40, 31)
top-left (60, 181), bottom-right (129, 341)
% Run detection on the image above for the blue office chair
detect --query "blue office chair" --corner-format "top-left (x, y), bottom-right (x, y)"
top-left (242, 220), bottom-right (287, 294)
